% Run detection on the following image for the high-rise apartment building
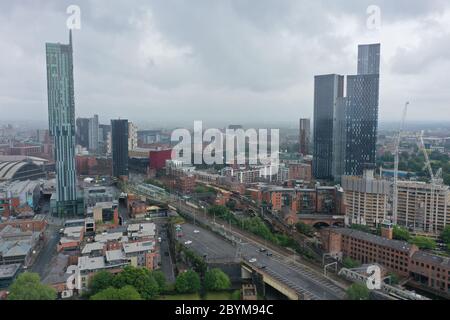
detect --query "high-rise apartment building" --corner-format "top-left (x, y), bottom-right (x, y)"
top-left (342, 169), bottom-right (390, 228)
top-left (331, 97), bottom-right (348, 180)
top-left (99, 124), bottom-right (111, 154)
top-left (46, 31), bottom-right (77, 213)
top-left (313, 74), bottom-right (344, 179)
top-left (88, 114), bottom-right (99, 152)
top-left (111, 119), bottom-right (129, 178)
top-left (345, 44), bottom-right (380, 176)
top-left (299, 118), bottom-right (310, 156)
top-left (128, 121), bottom-right (138, 151)
top-left (397, 181), bottom-right (450, 235)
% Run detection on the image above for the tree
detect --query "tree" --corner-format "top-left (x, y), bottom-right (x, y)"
top-left (175, 270), bottom-right (201, 294)
top-left (409, 236), bottom-right (437, 250)
top-left (113, 266), bottom-right (159, 299)
top-left (151, 270), bottom-right (167, 293)
top-left (88, 270), bottom-right (114, 295)
top-left (393, 225), bottom-right (411, 241)
top-left (204, 268), bottom-right (231, 291)
top-left (387, 272), bottom-right (400, 285)
top-left (90, 286), bottom-right (142, 300)
top-left (441, 226), bottom-right (450, 244)
top-left (296, 222), bottom-right (314, 237)
top-left (8, 272), bottom-right (57, 300)
top-left (342, 257), bottom-right (360, 269)
top-left (346, 282), bottom-right (370, 300)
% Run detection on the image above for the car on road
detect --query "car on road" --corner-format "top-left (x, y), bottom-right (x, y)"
top-left (259, 248), bottom-right (267, 252)
top-left (184, 240), bottom-right (192, 245)
top-left (248, 258), bottom-right (257, 263)
top-left (193, 229), bottom-right (200, 234)
top-left (257, 264), bottom-right (266, 269)
top-left (266, 251), bottom-right (273, 257)
top-left (164, 251), bottom-right (169, 256)
top-left (158, 237), bottom-right (162, 243)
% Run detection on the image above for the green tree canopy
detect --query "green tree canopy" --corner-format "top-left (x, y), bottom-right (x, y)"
top-left (441, 226), bottom-right (450, 244)
top-left (88, 270), bottom-right (114, 295)
top-left (346, 282), bottom-right (370, 300)
top-left (342, 257), bottom-right (361, 269)
top-left (204, 268), bottom-right (231, 291)
top-left (175, 270), bottom-right (201, 294)
top-left (151, 270), bottom-right (167, 292)
top-left (90, 286), bottom-right (142, 300)
top-left (393, 225), bottom-right (411, 241)
top-left (409, 236), bottom-right (437, 250)
top-left (113, 266), bottom-right (159, 299)
top-left (8, 272), bottom-right (57, 300)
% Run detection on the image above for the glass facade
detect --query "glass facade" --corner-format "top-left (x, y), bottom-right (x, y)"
top-left (313, 74), bottom-right (344, 179)
top-left (111, 119), bottom-right (129, 178)
top-left (46, 31), bottom-right (77, 209)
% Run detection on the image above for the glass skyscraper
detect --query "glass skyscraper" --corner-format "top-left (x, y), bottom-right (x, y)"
top-left (345, 44), bottom-right (380, 176)
top-left (313, 44), bottom-right (380, 181)
top-left (111, 119), bottom-right (129, 178)
top-left (313, 74), bottom-right (344, 179)
top-left (46, 31), bottom-right (78, 213)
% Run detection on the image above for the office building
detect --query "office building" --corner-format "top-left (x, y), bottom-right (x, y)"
top-left (299, 118), bottom-right (310, 156)
top-left (111, 119), bottom-right (129, 178)
top-left (76, 118), bottom-right (89, 149)
top-left (77, 115), bottom-right (99, 153)
top-left (313, 74), bottom-right (344, 179)
top-left (46, 31), bottom-right (78, 214)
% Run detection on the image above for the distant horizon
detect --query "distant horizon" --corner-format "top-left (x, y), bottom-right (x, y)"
top-left (3, 118), bottom-right (450, 132)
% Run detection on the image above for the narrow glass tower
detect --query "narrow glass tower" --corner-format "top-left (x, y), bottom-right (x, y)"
top-left (46, 31), bottom-right (77, 213)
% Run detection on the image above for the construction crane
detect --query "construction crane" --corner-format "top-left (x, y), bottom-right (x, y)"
top-left (416, 130), bottom-right (443, 233)
top-left (392, 102), bottom-right (409, 225)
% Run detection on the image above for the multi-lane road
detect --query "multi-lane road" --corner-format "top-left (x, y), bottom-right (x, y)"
top-left (129, 183), bottom-right (347, 300)
top-left (179, 222), bottom-right (346, 300)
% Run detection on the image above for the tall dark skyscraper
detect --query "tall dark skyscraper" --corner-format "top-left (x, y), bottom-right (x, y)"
top-left (76, 117), bottom-right (89, 148)
top-left (111, 119), bottom-right (129, 178)
top-left (345, 44), bottom-right (380, 176)
top-left (313, 74), bottom-right (344, 179)
top-left (46, 31), bottom-right (77, 212)
top-left (299, 118), bottom-right (310, 156)
top-left (312, 44), bottom-right (380, 181)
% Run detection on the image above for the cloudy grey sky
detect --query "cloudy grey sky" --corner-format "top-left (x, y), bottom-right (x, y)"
top-left (1, 0), bottom-right (450, 128)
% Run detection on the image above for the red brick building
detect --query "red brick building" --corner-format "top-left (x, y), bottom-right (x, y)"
top-left (149, 149), bottom-right (172, 170)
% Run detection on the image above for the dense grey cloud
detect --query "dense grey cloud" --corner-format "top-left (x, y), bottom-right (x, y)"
top-left (0, 0), bottom-right (449, 128)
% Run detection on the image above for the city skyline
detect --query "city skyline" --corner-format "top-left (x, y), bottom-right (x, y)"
top-left (1, 1), bottom-right (450, 125)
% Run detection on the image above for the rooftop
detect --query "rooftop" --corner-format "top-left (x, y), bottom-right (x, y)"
top-left (0, 263), bottom-right (21, 279)
top-left (78, 256), bottom-right (105, 271)
top-left (412, 251), bottom-right (450, 267)
top-left (330, 227), bottom-right (415, 253)
top-left (105, 249), bottom-right (126, 262)
top-left (123, 241), bottom-right (154, 254)
top-left (94, 232), bottom-right (125, 243)
top-left (81, 242), bottom-right (104, 255)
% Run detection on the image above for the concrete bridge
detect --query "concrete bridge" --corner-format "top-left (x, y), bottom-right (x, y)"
top-left (241, 262), bottom-right (305, 300)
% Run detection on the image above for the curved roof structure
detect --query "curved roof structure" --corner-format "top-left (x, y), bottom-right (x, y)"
top-left (0, 160), bottom-right (45, 181)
